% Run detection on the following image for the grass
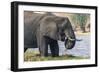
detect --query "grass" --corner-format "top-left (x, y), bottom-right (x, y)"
top-left (24, 50), bottom-right (89, 61)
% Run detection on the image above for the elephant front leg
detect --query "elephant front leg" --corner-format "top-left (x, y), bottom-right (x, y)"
top-left (36, 29), bottom-right (48, 57)
top-left (38, 36), bottom-right (48, 57)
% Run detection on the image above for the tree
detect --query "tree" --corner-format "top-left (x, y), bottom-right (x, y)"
top-left (70, 13), bottom-right (90, 32)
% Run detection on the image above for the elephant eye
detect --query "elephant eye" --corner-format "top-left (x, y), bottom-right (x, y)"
top-left (59, 28), bottom-right (64, 33)
top-left (58, 28), bottom-right (64, 34)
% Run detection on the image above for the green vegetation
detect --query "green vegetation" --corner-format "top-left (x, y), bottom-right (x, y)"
top-left (70, 13), bottom-right (90, 32)
top-left (24, 50), bottom-right (89, 61)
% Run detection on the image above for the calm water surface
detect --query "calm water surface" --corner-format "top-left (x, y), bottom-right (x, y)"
top-left (59, 35), bottom-right (90, 57)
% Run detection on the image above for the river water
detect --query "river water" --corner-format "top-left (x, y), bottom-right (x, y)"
top-left (28, 35), bottom-right (90, 57)
top-left (58, 35), bottom-right (90, 57)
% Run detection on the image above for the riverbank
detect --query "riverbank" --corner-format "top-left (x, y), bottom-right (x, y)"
top-left (24, 50), bottom-right (89, 61)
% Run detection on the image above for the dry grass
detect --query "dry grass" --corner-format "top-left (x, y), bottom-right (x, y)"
top-left (24, 49), bottom-right (89, 62)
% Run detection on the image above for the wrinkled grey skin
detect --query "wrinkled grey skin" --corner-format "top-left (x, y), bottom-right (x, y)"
top-left (24, 11), bottom-right (76, 57)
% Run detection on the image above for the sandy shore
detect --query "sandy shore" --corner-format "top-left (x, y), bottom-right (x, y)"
top-left (75, 31), bottom-right (90, 36)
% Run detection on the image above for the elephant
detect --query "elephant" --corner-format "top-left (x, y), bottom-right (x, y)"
top-left (24, 11), bottom-right (76, 57)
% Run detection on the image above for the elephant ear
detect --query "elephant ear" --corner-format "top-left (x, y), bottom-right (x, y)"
top-left (39, 16), bottom-right (58, 40)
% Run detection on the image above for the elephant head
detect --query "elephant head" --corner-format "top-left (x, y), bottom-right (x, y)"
top-left (55, 17), bottom-right (76, 49)
top-left (40, 15), bottom-right (76, 49)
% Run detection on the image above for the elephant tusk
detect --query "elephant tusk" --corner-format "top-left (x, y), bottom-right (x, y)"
top-left (67, 37), bottom-right (75, 41)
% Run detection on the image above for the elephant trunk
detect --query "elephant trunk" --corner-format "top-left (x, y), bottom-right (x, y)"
top-left (64, 31), bottom-right (76, 49)
top-left (64, 19), bottom-right (76, 49)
